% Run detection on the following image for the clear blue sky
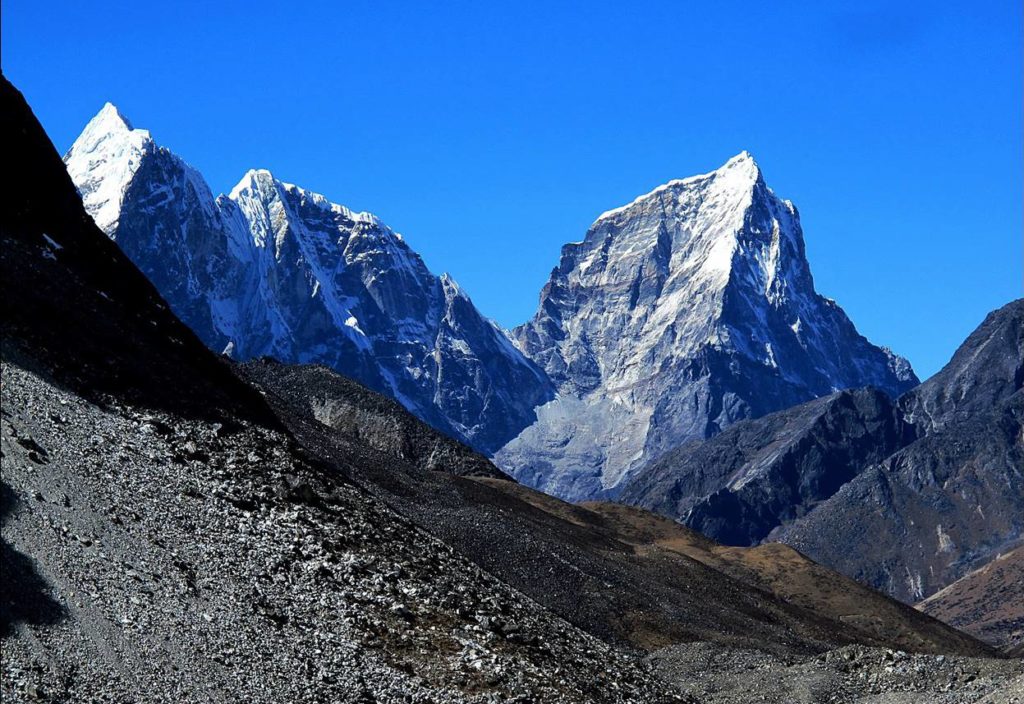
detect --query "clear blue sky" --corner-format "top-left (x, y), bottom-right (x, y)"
top-left (3, 1), bottom-right (1020, 379)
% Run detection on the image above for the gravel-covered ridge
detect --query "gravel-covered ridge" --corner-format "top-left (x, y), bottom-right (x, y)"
top-left (651, 642), bottom-right (1023, 703)
top-left (1, 362), bottom-right (684, 703)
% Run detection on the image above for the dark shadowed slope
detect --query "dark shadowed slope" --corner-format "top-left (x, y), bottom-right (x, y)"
top-left (238, 358), bottom-right (508, 479)
top-left (620, 387), bottom-right (913, 546)
top-left (898, 300), bottom-right (1024, 433)
top-left (0, 78), bottom-right (274, 426)
top-left (0, 482), bottom-right (64, 638)
top-left (774, 301), bottom-right (1023, 604)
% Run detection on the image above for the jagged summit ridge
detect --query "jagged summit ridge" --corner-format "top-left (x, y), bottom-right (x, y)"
top-left (63, 103), bottom-right (554, 454)
top-left (228, 168), bottom-right (383, 228)
top-left (497, 153), bottom-right (918, 500)
top-left (594, 150), bottom-right (763, 223)
top-left (91, 101), bottom-right (135, 130)
top-left (64, 103), bottom-right (152, 232)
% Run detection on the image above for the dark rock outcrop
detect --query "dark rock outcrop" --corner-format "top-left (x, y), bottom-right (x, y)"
top-left (774, 301), bottom-right (1023, 603)
top-left (1, 78), bottom-right (272, 426)
top-left (625, 300), bottom-right (1023, 609)
top-left (621, 388), bottom-right (914, 545)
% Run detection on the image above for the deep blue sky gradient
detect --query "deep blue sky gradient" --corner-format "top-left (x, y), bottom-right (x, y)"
top-left (3, 1), bottom-right (1020, 379)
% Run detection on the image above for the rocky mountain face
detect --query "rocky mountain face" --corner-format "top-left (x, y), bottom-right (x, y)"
top-left (897, 300), bottom-right (1024, 434)
top-left (65, 108), bottom-right (922, 501)
top-left (236, 358), bottom-right (507, 480)
top-left (620, 387), bottom-right (915, 546)
top-left (63, 106), bottom-right (553, 454)
top-left (774, 300), bottom-right (1024, 603)
top-left (624, 300), bottom-right (1023, 608)
top-left (497, 153), bottom-right (918, 501)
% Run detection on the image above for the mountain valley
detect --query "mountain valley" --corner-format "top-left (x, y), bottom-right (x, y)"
top-left (2, 71), bottom-right (1022, 703)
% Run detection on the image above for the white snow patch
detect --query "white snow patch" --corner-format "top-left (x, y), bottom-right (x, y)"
top-left (64, 103), bottom-right (153, 235)
top-left (936, 524), bottom-right (955, 554)
top-left (42, 233), bottom-right (63, 251)
top-left (344, 316), bottom-right (366, 336)
top-left (905, 567), bottom-right (924, 601)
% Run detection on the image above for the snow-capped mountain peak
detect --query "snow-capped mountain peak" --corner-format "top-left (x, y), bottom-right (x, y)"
top-left (64, 109), bottom-right (555, 454)
top-left (229, 168), bottom-right (274, 198)
top-left (92, 101), bottom-right (135, 131)
top-left (595, 150), bottom-right (762, 225)
top-left (229, 169), bottom-right (383, 233)
top-left (713, 149), bottom-right (764, 196)
top-left (498, 153), bottom-right (918, 501)
top-left (64, 103), bottom-right (154, 233)
top-left (723, 148), bottom-right (758, 169)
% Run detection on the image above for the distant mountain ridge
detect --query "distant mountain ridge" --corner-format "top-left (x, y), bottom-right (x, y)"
top-left (65, 107), bottom-right (919, 499)
top-left (774, 299), bottom-right (1024, 603)
top-left (620, 387), bottom-right (914, 546)
top-left (63, 104), bottom-right (554, 454)
top-left (498, 152), bottom-right (918, 500)
top-left (623, 299), bottom-right (1024, 606)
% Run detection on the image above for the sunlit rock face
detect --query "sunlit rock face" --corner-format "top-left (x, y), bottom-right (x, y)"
top-left (65, 105), bottom-right (553, 453)
top-left (498, 152), bottom-right (917, 501)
